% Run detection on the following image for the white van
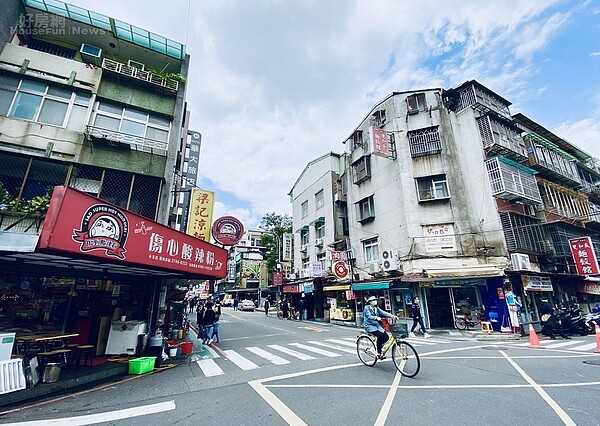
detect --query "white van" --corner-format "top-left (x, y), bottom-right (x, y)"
top-left (222, 294), bottom-right (234, 307)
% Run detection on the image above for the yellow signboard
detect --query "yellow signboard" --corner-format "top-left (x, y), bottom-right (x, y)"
top-left (186, 189), bottom-right (215, 241)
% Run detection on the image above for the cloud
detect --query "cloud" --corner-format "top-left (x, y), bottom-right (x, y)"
top-left (554, 119), bottom-right (600, 160)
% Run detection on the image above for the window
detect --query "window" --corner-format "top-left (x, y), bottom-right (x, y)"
top-left (301, 201), bottom-right (308, 218)
top-left (92, 101), bottom-right (171, 143)
top-left (356, 195), bottom-right (375, 222)
top-left (315, 189), bottom-right (324, 210)
top-left (315, 221), bottom-right (325, 238)
top-left (317, 253), bottom-right (327, 271)
top-left (352, 155), bottom-right (371, 185)
top-left (352, 130), bottom-right (364, 149)
top-left (407, 126), bottom-right (442, 158)
top-left (0, 74), bottom-right (91, 129)
top-left (407, 93), bottom-right (427, 114)
top-left (300, 229), bottom-right (309, 245)
top-left (373, 110), bottom-right (387, 127)
top-left (363, 237), bottom-right (379, 263)
top-left (416, 174), bottom-right (450, 201)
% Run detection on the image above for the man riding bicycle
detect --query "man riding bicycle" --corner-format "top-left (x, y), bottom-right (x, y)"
top-left (363, 295), bottom-right (398, 359)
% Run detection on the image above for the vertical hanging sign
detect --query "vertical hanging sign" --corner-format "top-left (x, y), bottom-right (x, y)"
top-left (569, 236), bottom-right (600, 275)
top-left (186, 189), bottom-right (215, 241)
top-left (370, 127), bottom-right (390, 157)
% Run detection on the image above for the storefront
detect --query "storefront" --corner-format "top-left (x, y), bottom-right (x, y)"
top-left (0, 186), bottom-right (228, 357)
top-left (578, 279), bottom-right (600, 313)
top-left (322, 284), bottom-right (354, 323)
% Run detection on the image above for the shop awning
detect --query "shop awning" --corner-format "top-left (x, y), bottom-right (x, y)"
top-left (351, 282), bottom-right (390, 291)
top-left (323, 284), bottom-right (350, 291)
top-left (423, 264), bottom-right (504, 279)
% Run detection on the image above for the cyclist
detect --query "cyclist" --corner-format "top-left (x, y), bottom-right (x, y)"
top-left (364, 295), bottom-right (398, 359)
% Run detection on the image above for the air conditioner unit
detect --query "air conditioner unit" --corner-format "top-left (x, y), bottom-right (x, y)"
top-left (300, 269), bottom-right (310, 278)
top-left (368, 262), bottom-right (382, 275)
top-left (381, 250), bottom-right (399, 271)
top-left (80, 43), bottom-right (102, 64)
top-left (315, 238), bottom-right (323, 247)
top-left (511, 253), bottom-right (532, 271)
top-left (300, 244), bottom-right (308, 252)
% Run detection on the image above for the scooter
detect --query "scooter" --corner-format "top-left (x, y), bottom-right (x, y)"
top-left (557, 306), bottom-right (592, 336)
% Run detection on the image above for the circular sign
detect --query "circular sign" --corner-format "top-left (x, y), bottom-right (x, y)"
top-left (212, 216), bottom-right (245, 246)
top-left (332, 261), bottom-right (349, 280)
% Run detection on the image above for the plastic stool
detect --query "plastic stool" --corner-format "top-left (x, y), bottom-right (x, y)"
top-left (74, 345), bottom-right (95, 367)
top-left (481, 322), bottom-right (493, 333)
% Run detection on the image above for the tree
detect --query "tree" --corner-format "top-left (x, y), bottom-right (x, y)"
top-left (260, 212), bottom-right (292, 272)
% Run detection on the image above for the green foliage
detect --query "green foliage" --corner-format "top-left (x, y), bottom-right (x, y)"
top-left (0, 185), bottom-right (53, 214)
top-left (0, 182), bottom-right (12, 206)
top-left (260, 212), bottom-right (292, 272)
top-left (148, 68), bottom-right (186, 85)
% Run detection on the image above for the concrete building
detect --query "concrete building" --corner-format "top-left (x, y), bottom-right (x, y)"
top-left (0, 0), bottom-right (227, 363)
top-left (290, 80), bottom-right (600, 331)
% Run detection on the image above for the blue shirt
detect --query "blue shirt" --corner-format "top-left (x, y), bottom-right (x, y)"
top-left (363, 304), bottom-right (394, 333)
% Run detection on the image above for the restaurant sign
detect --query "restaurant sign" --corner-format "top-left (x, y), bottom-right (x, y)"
top-left (522, 275), bottom-right (553, 292)
top-left (39, 186), bottom-right (228, 278)
top-left (569, 236), bottom-right (600, 276)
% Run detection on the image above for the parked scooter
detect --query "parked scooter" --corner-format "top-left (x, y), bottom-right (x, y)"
top-left (585, 310), bottom-right (600, 331)
top-left (557, 305), bottom-right (592, 336)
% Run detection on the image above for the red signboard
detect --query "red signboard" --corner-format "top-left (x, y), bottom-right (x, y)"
top-left (38, 186), bottom-right (228, 278)
top-left (370, 127), bottom-right (390, 158)
top-left (569, 237), bottom-right (600, 276)
top-left (212, 216), bottom-right (244, 246)
top-left (283, 284), bottom-right (300, 293)
top-left (332, 261), bottom-right (349, 280)
top-left (272, 271), bottom-right (283, 286)
top-left (330, 251), bottom-right (347, 261)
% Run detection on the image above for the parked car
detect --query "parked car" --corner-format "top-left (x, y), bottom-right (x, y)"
top-left (222, 294), bottom-right (234, 307)
top-left (239, 300), bottom-right (255, 311)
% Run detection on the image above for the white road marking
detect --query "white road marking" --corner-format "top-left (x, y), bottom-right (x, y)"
top-left (2, 401), bottom-right (176, 425)
top-left (308, 340), bottom-right (356, 354)
top-left (298, 326), bottom-right (329, 333)
top-left (289, 343), bottom-right (342, 357)
top-left (268, 344), bottom-right (316, 360)
top-left (196, 359), bottom-right (224, 377)
top-left (543, 340), bottom-right (583, 349)
top-left (570, 342), bottom-right (598, 351)
top-left (500, 350), bottom-right (575, 426)
top-left (224, 350), bottom-right (259, 370)
top-left (326, 338), bottom-right (357, 347)
top-left (249, 381), bottom-right (308, 426)
top-left (246, 347), bottom-right (290, 365)
top-left (375, 370), bottom-right (402, 426)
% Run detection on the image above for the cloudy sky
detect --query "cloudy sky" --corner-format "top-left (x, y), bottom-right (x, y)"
top-left (70, 0), bottom-right (600, 228)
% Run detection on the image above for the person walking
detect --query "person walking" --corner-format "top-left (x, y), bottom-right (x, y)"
top-left (211, 303), bottom-right (220, 343)
top-left (201, 302), bottom-right (216, 344)
top-left (233, 297), bottom-right (239, 311)
top-left (264, 298), bottom-right (270, 316)
top-left (540, 298), bottom-right (570, 340)
top-left (409, 296), bottom-right (431, 338)
top-left (196, 302), bottom-right (205, 341)
top-left (281, 298), bottom-right (289, 320)
top-left (298, 298), bottom-right (305, 321)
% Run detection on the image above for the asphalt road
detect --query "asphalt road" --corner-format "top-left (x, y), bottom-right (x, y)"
top-left (1, 308), bottom-right (600, 426)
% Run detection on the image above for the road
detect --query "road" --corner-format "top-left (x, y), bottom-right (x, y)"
top-left (1, 308), bottom-right (600, 425)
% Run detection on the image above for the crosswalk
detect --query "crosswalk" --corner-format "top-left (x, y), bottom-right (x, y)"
top-left (508, 339), bottom-right (598, 352)
top-left (193, 336), bottom-right (451, 378)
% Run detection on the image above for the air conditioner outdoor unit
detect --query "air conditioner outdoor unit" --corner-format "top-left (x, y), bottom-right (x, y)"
top-left (381, 250), bottom-right (399, 271)
top-left (300, 269), bottom-right (310, 278)
top-left (315, 238), bottom-right (323, 247)
top-left (300, 244), bottom-right (308, 252)
top-left (511, 253), bottom-right (532, 271)
top-left (127, 60), bottom-right (145, 71)
top-left (368, 262), bottom-right (382, 274)
top-left (80, 43), bottom-right (102, 64)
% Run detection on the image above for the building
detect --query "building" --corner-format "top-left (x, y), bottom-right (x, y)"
top-left (0, 0), bottom-right (227, 358)
top-left (290, 80), bottom-right (600, 330)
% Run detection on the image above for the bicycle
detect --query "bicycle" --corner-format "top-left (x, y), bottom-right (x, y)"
top-left (356, 318), bottom-right (420, 378)
top-left (453, 309), bottom-right (483, 330)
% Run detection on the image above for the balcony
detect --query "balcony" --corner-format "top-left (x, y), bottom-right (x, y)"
top-left (85, 125), bottom-right (168, 153)
top-left (580, 180), bottom-right (600, 199)
top-left (408, 127), bottom-right (443, 158)
top-left (485, 156), bottom-right (542, 203)
top-left (476, 116), bottom-right (528, 161)
top-left (101, 58), bottom-right (179, 93)
top-left (524, 133), bottom-right (581, 187)
top-left (538, 179), bottom-right (590, 222)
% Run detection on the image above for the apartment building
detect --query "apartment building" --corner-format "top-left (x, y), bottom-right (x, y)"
top-left (291, 80), bottom-right (600, 330)
top-left (0, 0), bottom-right (227, 351)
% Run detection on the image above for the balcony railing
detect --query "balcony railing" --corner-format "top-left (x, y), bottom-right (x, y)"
top-left (101, 58), bottom-right (179, 92)
top-left (524, 133), bottom-right (581, 186)
top-left (85, 126), bottom-right (168, 153)
top-left (408, 127), bottom-right (443, 158)
top-left (485, 157), bottom-right (542, 203)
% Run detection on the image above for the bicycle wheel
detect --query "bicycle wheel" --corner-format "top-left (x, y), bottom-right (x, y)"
top-left (454, 317), bottom-right (467, 330)
top-left (357, 335), bottom-right (378, 366)
top-left (392, 340), bottom-right (420, 378)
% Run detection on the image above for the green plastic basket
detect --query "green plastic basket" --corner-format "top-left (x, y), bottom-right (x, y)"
top-left (128, 357), bottom-right (156, 375)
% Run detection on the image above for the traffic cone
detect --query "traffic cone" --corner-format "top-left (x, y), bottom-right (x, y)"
top-left (595, 324), bottom-right (600, 353)
top-left (529, 324), bottom-right (543, 348)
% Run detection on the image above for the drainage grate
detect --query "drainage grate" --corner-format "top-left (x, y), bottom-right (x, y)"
top-left (482, 346), bottom-right (509, 351)
top-left (583, 360), bottom-right (600, 366)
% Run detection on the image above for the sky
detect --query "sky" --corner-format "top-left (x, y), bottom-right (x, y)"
top-left (68, 0), bottom-right (600, 229)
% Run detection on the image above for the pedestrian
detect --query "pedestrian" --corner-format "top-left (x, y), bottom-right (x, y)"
top-left (201, 301), bottom-right (216, 344)
top-left (298, 298), bottom-right (305, 321)
top-left (214, 299), bottom-right (222, 319)
top-left (281, 298), bottom-right (289, 320)
top-left (539, 298), bottom-right (570, 340)
top-left (409, 296), bottom-right (431, 338)
top-left (233, 297), bottom-right (239, 311)
top-left (264, 298), bottom-right (270, 316)
top-left (196, 303), bottom-right (205, 340)
top-left (211, 304), bottom-right (220, 343)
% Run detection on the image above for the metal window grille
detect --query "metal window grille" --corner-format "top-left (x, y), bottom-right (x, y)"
top-left (407, 126), bottom-right (442, 158)
top-left (499, 211), bottom-right (547, 254)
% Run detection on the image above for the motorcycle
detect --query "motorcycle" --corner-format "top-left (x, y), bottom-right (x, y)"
top-left (557, 305), bottom-right (592, 336)
top-left (584, 310), bottom-right (600, 332)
